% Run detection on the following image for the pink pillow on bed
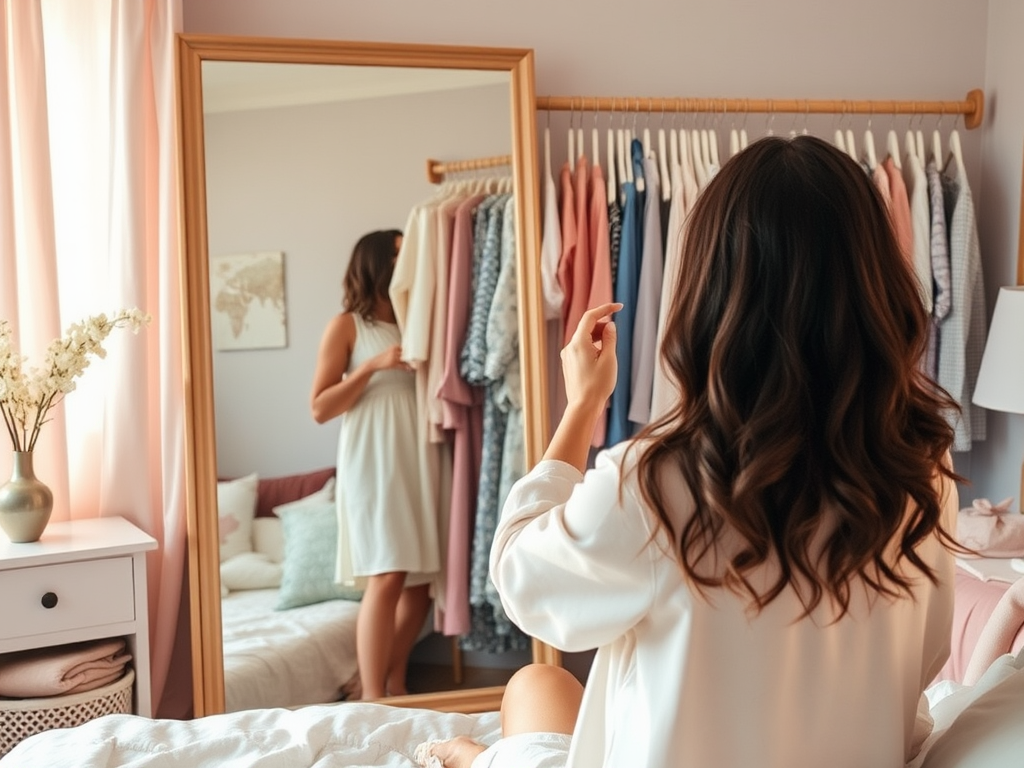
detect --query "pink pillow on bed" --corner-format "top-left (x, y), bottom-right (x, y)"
top-left (255, 468), bottom-right (336, 518)
top-left (939, 569), bottom-right (1024, 685)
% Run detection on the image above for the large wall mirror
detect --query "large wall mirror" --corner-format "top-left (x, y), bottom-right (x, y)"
top-left (177, 34), bottom-right (554, 717)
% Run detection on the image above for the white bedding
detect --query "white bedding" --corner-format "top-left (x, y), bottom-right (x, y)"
top-left (3, 653), bottom-right (1023, 768)
top-left (4, 653), bottom-right (1020, 767)
top-left (221, 589), bottom-right (360, 712)
top-left (0, 703), bottom-right (501, 767)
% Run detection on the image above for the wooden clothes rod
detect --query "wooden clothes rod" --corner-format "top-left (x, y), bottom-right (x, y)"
top-left (427, 154), bottom-right (512, 183)
top-left (535, 89), bottom-right (985, 130)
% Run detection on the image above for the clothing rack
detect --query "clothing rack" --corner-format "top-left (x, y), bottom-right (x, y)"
top-left (426, 154), bottom-right (513, 183)
top-left (535, 89), bottom-right (984, 129)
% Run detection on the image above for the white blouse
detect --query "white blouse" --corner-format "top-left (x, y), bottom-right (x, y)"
top-left (491, 442), bottom-right (957, 768)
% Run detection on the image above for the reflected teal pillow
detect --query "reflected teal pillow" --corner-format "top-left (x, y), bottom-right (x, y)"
top-left (273, 480), bottom-right (363, 610)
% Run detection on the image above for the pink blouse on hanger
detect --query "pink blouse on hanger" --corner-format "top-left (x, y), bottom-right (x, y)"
top-left (436, 194), bottom-right (488, 635)
top-left (563, 156), bottom-right (592, 347)
top-left (882, 157), bottom-right (915, 269)
top-left (556, 161), bottom-right (577, 338)
top-left (587, 163), bottom-right (612, 447)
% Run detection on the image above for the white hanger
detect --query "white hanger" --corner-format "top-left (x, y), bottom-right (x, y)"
top-left (568, 119), bottom-right (575, 168)
top-left (669, 127), bottom-right (680, 172)
top-left (904, 129), bottom-right (916, 167)
top-left (679, 126), bottom-right (693, 187)
top-left (931, 128), bottom-right (943, 169)
top-left (915, 129), bottom-right (926, 167)
top-left (628, 128), bottom-right (638, 186)
top-left (948, 125), bottom-right (966, 178)
top-left (835, 128), bottom-right (847, 155)
top-left (730, 127), bottom-right (740, 157)
top-left (740, 127), bottom-right (748, 150)
top-left (658, 127), bottom-right (671, 201)
top-left (845, 128), bottom-right (857, 163)
top-left (700, 128), bottom-right (711, 170)
top-left (577, 127), bottom-right (585, 160)
top-left (709, 129), bottom-right (720, 168)
top-left (864, 125), bottom-right (878, 170)
top-left (606, 127), bottom-right (617, 200)
top-left (592, 126), bottom-right (601, 170)
top-left (886, 128), bottom-right (902, 170)
top-left (643, 126), bottom-right (652, 159)
top-left (691, 129), bottom-right (707, 187)
top-left (544, 125), bottom-right (553, 180)
top-left (616, 128), bottom-right (628, 186)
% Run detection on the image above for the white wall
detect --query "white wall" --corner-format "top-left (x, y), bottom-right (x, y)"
top-left (205, 84), bottom-right (511, 478)
top-left (182, 0), bottom-right (990, 183)
top-left (183, 0), bottom-right (988, 99)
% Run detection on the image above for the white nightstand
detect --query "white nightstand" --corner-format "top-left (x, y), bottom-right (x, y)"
top-left (0, 517), bottom-right (158, 716)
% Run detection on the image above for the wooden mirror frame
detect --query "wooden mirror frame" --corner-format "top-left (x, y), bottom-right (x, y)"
top-left (1019, 142), bottom-right (1024, 286)
top-left (177, 33), bottom-right (556, 717)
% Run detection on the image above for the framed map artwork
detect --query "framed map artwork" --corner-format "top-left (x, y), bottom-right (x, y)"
top-left (210, 251), bottom-right (288, 351)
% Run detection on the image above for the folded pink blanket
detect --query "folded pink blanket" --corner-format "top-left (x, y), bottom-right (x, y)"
top-left (0, 638), bottom-right (132, 698)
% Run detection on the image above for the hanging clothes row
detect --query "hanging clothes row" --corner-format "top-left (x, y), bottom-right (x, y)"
top-left (540, 100), bottom-right (986, 453)
top-left (390, 165), bottom-right (529, 654)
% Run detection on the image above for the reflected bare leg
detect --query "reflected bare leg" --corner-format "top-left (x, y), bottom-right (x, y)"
top-left (387, 582), bottom-right (432, 695)
top-left (356, 571), bottom-right (406, 700)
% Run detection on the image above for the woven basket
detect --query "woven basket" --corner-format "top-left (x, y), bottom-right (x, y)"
top-left (0, 668), bottom-right (134, 757)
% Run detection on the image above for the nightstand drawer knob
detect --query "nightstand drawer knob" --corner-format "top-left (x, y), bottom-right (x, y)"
top-left (40, 591), bottom-right (58, 609)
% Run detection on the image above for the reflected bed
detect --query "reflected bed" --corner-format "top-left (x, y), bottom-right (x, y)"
top-left (222, 588), bottom-right (360, 712)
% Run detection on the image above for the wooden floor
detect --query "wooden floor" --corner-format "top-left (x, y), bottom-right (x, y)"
top-left (406, 662), bottom-right (517, 695)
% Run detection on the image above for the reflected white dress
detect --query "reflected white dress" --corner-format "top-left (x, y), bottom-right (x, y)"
top-left (334, 313), bottom-right (440, 585)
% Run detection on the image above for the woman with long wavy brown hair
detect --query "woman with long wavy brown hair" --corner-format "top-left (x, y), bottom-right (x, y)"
top-left (422, 135), bottom-right (960, 768)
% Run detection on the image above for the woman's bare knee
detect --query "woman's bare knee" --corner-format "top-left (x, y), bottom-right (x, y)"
top-left (500, 663), bottom-right (584, 737)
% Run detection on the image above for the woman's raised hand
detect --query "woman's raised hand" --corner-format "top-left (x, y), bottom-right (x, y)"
top-left (371, 344), bottom-right (411, 372)
top-left (561, 302), bottom-right (622, 412)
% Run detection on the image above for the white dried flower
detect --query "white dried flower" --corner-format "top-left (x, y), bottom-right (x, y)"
top-left (0, 309), bottom-right (152, 452)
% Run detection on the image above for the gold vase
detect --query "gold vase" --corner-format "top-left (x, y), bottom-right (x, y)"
top-left (0, 451), bottom-right (54, 543)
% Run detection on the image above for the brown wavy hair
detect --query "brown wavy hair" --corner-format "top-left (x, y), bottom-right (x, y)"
top-left (636, 135), bottom-right (960, 618)
top-left (342, 229), bottom-right (402, 320)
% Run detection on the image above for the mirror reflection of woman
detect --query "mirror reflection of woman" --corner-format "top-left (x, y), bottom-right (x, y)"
top-left (311, 229), bottom-right (438, 700)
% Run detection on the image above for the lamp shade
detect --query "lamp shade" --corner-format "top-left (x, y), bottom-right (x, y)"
top-left (972, 286), bottom-right (1024, 414)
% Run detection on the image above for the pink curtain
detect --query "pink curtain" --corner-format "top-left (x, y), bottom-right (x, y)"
top-left (0, 1), bottom-right (67, 506)
top-left (0, 0), bottom-right (189, 716)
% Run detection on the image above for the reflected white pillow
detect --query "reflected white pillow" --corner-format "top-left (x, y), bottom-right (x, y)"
top-left (217, 473), bottom-right (259, 562)
top-left (220, 551), bottom-right (283, 591)
top-left (253, 518), bottom-right (285, 564)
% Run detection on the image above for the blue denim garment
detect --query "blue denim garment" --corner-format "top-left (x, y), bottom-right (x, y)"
top-left (607, 138), bottom-right (646, 446)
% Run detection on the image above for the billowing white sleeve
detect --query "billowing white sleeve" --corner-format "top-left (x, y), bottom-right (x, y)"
top-left (489, 447), bottom-right (659, 652)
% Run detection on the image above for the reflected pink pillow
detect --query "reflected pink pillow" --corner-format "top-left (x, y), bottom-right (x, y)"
top-left (255, 468), bottom-right (336, 518)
